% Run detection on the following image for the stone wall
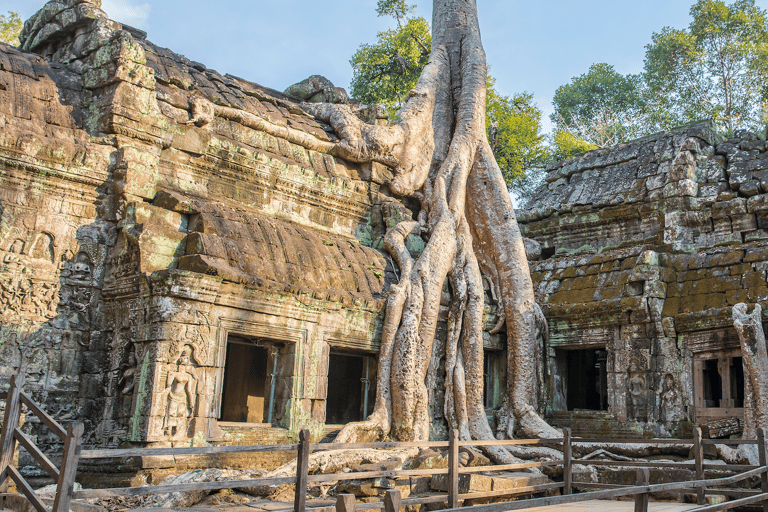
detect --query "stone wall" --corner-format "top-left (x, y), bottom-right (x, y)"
top-left (0, 0), bottom-right (416, 462)
top-left (520, 122), bottom-right (768, 438)
top-left (1, 1), bottom-right (509, 468)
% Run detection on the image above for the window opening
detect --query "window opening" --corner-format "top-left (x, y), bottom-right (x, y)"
top-left (219, 337), bottom-right (278, 424)
top-left (702, 358), bottom-right (722, 408)
top-left (325, 353), bottom-right (376, 424)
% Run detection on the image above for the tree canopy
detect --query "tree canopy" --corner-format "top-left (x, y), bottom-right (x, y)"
top-left (350, 0), bottom-right (547, 191)
top-left (644, 0), bottom-right (768, 133)
top-left (551, 63), bottom-right (649, 148)
top-left (349, 1), bottom-right (431, 119)
top-left (0, 11), bottom-right (22, 47)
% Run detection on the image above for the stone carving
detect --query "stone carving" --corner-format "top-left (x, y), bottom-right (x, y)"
top-left (627, 358), bottom-right (648, 422)
top-left (31, 232), bottom-right (55, 262)
top-left (0, 271), bottom-right (59, 319)
top-left (659, 373), bottom-right (680, 424)
top-left (161, 346), bottom-right (198, 439)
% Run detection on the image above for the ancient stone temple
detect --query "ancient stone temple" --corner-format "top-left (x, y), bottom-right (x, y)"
top-left (3, 0), bottom-right (768, 466)
top-left (521, 122), bottom-right (768, 439)
top-left (0, 0), bottom-right (509, 456)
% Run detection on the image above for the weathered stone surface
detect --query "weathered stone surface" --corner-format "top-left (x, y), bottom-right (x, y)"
top-left (520, 119), bottom-right (768, 438)
top-left (0, 0), bottom-right (418, 465)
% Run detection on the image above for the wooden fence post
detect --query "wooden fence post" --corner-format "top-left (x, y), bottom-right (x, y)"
top-left (0, 375), bottom-right (23, 493)
top-left (52, 423), bottom-right (84, 512)
top-left (294, 429), bottom-right (310, 512)
top-left (694, 427), bottom-right (704, 506)
top-left (384, 489), bottom-right (401, 512)
top-left (336, 493), bottom-right (356, 512)
top-left (634, 468), bottom-right (649, 512)
top-left (448, 429), bottom-right (459, 509)
top-left (758, 427), bottom-right (768, 512)
top-left (563, 428), bottom-right (572, 495)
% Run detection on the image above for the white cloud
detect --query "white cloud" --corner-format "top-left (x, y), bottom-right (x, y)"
top-left (100, 0), bottom-right (151, 29)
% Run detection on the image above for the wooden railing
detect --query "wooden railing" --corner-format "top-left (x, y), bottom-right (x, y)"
top-left (73, 430), bottom-right (565, 510)
top-left (0, 375), bottom-right (83, 512)
top-left (1, 377), bottom-right (767, 512)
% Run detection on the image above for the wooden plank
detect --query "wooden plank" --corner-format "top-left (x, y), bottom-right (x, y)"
top-left (52, 423), bottom-right (83, 512)
top-left (584, 460), bottom-right (694, 469)
top-left (19, 393), bottom-right (66, 441)
top-left (564, 428), bottom-right (572, 495)
top-left (460, 460), bottom-right (561, 473)
top-left (13, 429), bottom-right (59, 480)
top-left (702, 463), bottom-right (757, 471)
top-left (294, 429), bottom-right (310, 512)
top-left (383, 489), bottom-right (401, 512)
top-left (336, 493), bottom-right (356, 512)
top-left (694, 427), bottom-right (704, 505)
top-left (448, 430), bottom-right (459, 509)
top-left (313, 441), bottom-right (448, 451)
top-left (79, 443), bottom-right (300, 459)
top-left (457, 439), bottom-right (563, 447)
top-left (574, 438), bottom-right (692, 445)
top-left (8, 465), bottom-right (49, 512)
top-left (307, 467), bottom-right (448, 484)
top-left (759, 428), bottom-right (768, 512)
top-left (577, 483), bottom-right (631, 490)
top-left (73, 476), bottom-right (297, 499)
top-left (704, 488), bottom-right (760, 497)
top-left (701, 439), bottom-right (757, 446)
top-left (691, 492), bottom-right (768, 511)
top-left (635, 468), bottom-right (649, 512)
top-left (459, 482), bottom-right (564, 500)
top-left (438, 467), bottom-right (768, 512)
top-left (0, 376), bottom-right (23, 493)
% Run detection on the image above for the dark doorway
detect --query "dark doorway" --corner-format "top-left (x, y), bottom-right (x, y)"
top-left (731, 357), bottom-right (744, 407)
top-left (325, 353), bottom-right (375, 425)
top-left (220, 340), bottom-right (269, 423)
top-left (702, 358), bottom-right (723, 408)
top-left (563, 348), bottom-right (608, 411)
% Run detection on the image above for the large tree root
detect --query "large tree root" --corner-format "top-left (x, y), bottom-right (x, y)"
top-left (303, 0), bottom-right (558, 466)
top-left (731, 303), bottom-right (768, 465)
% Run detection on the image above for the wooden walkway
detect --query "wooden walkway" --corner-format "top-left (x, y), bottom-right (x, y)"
top-left (526, 500), bottom-right (699, 511)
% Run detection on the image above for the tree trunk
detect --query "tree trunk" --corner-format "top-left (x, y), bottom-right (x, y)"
top-left (731, 303), bottom-right (768, 464)
top-left (305, 0), bottom-right (558, 462)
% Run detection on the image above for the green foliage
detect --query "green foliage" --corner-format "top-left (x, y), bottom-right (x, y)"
top-left (551, 63), bottom-right (650, 148)
top-left (486, 75), bottom-right (548, 189)
top-left (0, 11), bottom-right (22, 47)
top-left (644, 0), bottom-right (768, 133)
top-left (350, 2), bottom-right (431, 119)
top-left (350, 3), bottom-right (547, 191)
top-left (550, 131), bottom-right (599, 162)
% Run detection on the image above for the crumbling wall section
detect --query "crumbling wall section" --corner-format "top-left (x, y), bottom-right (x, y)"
top-left (521, 122), bottom-right (768, 438)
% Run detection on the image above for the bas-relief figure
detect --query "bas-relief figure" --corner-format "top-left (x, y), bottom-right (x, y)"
top-left (627, 358), bottom-right (648, 422)
top-left (161, 346), bottom-right (198, 439)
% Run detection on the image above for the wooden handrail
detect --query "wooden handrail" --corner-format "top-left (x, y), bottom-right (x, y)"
top-left (79, 443), bottom-right (301, 459)
top-left (73, 475), bottom-right (298, 499)
top-left (440, 465), bottom-right (768, 512)
top-left (13, 428), bottom-right (59, 481)
top-left (7, 465), bottom-right (48, 512)
top-left (19, 392), bottom-right (67, 442)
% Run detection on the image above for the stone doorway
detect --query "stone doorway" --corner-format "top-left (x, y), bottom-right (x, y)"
top-left (219, 337), bottom-right (278, 425)
top-left (325, 352), bottom-right (376, 425)
top-left (556, 348), bottom-right (608, 412)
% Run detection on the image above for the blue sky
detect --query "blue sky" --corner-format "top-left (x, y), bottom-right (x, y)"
top-left (7, 0), bottom-right (768, 131)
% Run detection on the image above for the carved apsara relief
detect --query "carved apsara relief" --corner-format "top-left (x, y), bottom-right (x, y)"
top-left (160, 345), bottom-right (198, 439)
